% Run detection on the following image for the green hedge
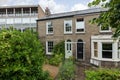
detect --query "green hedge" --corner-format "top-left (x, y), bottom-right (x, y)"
top-left (85, 68), bottom-right (120, 80)
top-left (0, 28), bottom-right (51, 80)
top-left (49, 54), bottom-right (63, 66)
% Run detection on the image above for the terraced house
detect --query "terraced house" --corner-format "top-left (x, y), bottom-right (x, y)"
top-left (37, 8), bottom-right (120, 68)
top-left (0, 5), bottom-right (45, 31)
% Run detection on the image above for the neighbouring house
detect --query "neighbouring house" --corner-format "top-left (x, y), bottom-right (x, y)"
top-left (0, 5), bottom-right (45, 31)
top-left (37, 8), bottom-right (120, 68)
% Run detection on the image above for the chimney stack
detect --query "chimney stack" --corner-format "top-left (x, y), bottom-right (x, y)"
top-left (45, 7), bottom-right (51, 16)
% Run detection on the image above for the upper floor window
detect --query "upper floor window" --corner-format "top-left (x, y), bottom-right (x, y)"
top-left (64, 20), bottom-right (72, 34)
top-left (46, 21), bottom-right (53, 34)
top-left (76, 18), bottom-right (85, 33)
top-left (100, 25), bottom-right (111, 32)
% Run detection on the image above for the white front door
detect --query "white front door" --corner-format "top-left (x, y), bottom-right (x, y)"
top-left (65, 40), bottom-right (72, 58)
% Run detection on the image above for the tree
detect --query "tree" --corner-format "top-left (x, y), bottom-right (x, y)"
top-left (0, 28), bottom-right (51, 80)
top-left (88, 0), bottom-right (120, 38)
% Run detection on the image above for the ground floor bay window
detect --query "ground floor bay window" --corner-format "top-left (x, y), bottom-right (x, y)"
top-left (102, 43), bottom-right (112, 58)
top-left (91, 35), bottom-right (120, 66)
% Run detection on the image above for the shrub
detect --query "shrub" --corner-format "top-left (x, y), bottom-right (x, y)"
top-left (0, 28), bottom-right (51, 80)
top-left (53, 41), bottom-right (65, 55)
top-left (58, 59), bottom-right (75, 80)
top-left (48, 41), bottom-right (65, 66)
top-left (85, 68), bottom-right (120, 80)
top-left (49, 54), bottom-right (63, 66)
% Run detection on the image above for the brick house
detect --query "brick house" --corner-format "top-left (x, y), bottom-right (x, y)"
top-left (37, 8), bottom-right (120, 68)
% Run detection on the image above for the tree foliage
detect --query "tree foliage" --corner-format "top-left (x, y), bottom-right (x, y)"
top-left (89, 0), bottom-right (120, 38)
top-left (0, 28), bottom-right (51, 80)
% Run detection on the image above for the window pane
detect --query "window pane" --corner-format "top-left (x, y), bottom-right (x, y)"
top-left (77, 18), bottom-right (84, 22)
top-left (94, 42), bottom-right (98, 49)
top-left (102, 43), bottom-right (112, 58)
top-left (101, 26), bottom-right (109, 30)
top-left (66, 23), bottom-right (71, 31)
top-left (47, 22), bottom-right (53, 33)
top-left (102, 51), bottom-right (112, 58)
top-left (64, 20), bottom-right (72, 33)
top-left (48, 41), bottom-right (53, 53)
top-left (102, 43), bottom-right (112, 50)
top-left (94, 42), bottom-right (98, 57)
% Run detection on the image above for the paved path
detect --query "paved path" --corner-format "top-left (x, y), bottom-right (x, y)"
top-left (75, 61), bottom-right (96, 80)
top-left (75, 62), bottom-right (86, 80)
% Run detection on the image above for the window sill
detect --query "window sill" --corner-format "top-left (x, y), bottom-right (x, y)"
top-left (99, 30), bottom-right (112, 33)
top-left (46, 53), bottom-right (53, 55)
top-left (46, 33), bottom-right (54, 35)
top-left (64, 32), bottom-right (72, 34)
top-left (92, 57), bottom-right (120, 62)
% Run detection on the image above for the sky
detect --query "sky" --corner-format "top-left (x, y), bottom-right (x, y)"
top-left (0, 0), bottom-right (93, 13)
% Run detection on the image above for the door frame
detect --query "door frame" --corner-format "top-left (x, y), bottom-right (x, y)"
top-left (76, 42), bottom-right (85, 60)
top-left (65, 41), bottom-right (85, 60)
top-left (65, 40), bottom-right (72, 58)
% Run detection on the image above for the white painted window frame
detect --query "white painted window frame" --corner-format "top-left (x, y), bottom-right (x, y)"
top-left (99, 25), bottom-right (111, 33)
top-left (75, 18), bottom-right (85, 33)
top-left (93, 42), bottom-right (98, 58)
top-left (91, 35), bottom-right (120, 61)
top-left (46, 41), bottom-right (53, 55)
top-left (64, 20), bottom-right (72, 34)
top-left (101, 42), bottom-right (113, 59)
top-left (46, 21), bottom-right (53, 34)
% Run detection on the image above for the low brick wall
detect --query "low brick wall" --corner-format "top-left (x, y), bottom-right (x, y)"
top-left (100, 61), bottom-right (120, 68)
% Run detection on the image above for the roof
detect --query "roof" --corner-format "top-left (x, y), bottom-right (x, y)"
top-left (37, 8), bottom-right (108, 21)
top-left (0, 5), bottom-right (38, 9)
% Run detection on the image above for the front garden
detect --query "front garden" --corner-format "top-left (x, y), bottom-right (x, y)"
top-left (0, 28), bottom-right (120, 80)
top-left (43, 41), bottom-right (75, 80)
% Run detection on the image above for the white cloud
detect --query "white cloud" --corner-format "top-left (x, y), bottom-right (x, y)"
top-left (71, 3), bottom-right (88, 11)
top-left (0, 0), bottom-right (36, 6)
top-left (39, 0), bottom-right (66, 13)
